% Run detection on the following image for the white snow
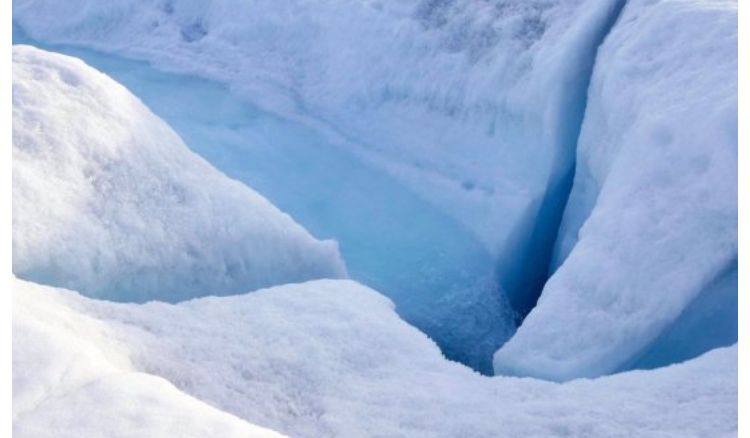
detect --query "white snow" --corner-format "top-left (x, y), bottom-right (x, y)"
top-left (494, 0), bottom-right (738, 380)
top-left (12, 45), bottom-right (346, 302)
top-left (13, 276), bottom-right (738, 437)
top-left (13, 278), bottom-right (287, 438)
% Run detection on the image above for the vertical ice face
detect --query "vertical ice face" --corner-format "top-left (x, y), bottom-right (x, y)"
top-left (494, 0), bottom-right (737, 380)
top-left (12, 45), bottom-right (346, 303)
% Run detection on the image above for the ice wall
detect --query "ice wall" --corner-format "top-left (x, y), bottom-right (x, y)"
top-left (494, 0), bottom-right (738, 380)
top-left (12, 45), bottom-right (346, 302)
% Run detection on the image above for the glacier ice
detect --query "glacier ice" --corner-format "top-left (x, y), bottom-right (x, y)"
top-left (494, 0), bottom-right (738, 380)
top-left (12, 45), bottom-right (346, 303)
top-left (13, 276), bottom-right (738, 437)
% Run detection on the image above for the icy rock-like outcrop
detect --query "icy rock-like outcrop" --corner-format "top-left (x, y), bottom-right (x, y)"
top-left (12, 45), bottom-right (346, 302)
top-left (12, 0), bottom-right (627, 314)
top-left (494, 0), bottom-right (737, 380)
top-left (14, 277), bottom-right (737, 437)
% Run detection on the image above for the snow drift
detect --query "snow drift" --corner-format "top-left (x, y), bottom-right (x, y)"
top-left (12, 45), bottom-right (346, 302)
top-left (13, 277), bottom-right (288, 438)
top-left (13, 277), bottom-right (738, 437)
top-left (494, 0), bottom-right (738, 380)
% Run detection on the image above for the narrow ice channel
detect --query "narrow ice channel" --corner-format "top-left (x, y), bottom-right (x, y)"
top-left (13, 25), bottom-right (515, 374)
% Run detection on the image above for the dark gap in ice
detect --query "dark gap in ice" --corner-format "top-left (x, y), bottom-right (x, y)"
top-left (498, 0), bottom-right (627, 321)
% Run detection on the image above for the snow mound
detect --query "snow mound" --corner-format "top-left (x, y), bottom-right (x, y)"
top-left (13, 277), bottom-right (738, 437)
top-left (13, 279), bottom-right (287, 438)
top-left (12, 45), bottom-right (346, 302)
top-left (494, 0), bottom-right (737, 380)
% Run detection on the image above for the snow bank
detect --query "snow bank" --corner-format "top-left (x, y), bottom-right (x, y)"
top-left (14, 277), bottom-right (737, 437)
top-left (494, 0), bottom-right (738, 380)
top-left (12, 0), bottom-right (626, 312)
top-left (12, 45), bottom-right (346, 302)
top-left (13, 279), bottom-right (286, 438)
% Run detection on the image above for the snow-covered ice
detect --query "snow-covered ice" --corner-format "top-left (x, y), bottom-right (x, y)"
top-left (13, 45), bottom-right (346, 303)
top-left (13, 276), bottom-right (738, 437)
top-left (494, 0), bottom-right (738, 380)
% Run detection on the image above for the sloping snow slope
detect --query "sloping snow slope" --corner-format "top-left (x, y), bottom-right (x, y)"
top-left (494, 0), bottom-right (738, 380)
top-left (14, 277), bottom-right (737, 437)
top-left (13, 278), bottom-right (287, 438)
top-left (13, 45), bottom-right (345, 302)
top-left (12, 0), bottom-right (626, 313)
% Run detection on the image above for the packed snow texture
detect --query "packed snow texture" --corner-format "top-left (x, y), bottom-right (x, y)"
top-left (12, 0), bottom-right (628, 315)
top-left (13, 278), bottom-right (288, 438)
top-left (14, 277), bottom-right (738, 438)
top-left (12, 45), bottom-right (346, 302)
top-left (494, 0), bottom-right (738, 380)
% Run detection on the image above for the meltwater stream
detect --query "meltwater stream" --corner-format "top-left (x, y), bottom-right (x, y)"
top-left (14, 26), bottom-right (515, 374)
